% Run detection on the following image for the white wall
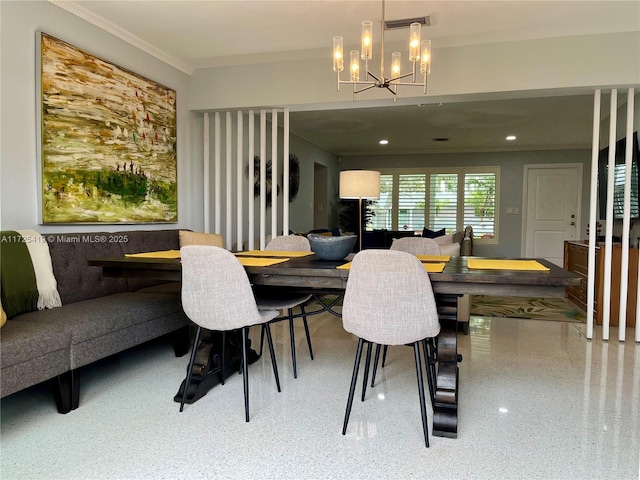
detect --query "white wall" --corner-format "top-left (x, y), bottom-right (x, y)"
top-left (189, 32), bottom-right (640, 112)
top-left (0, 1), bottom-right (197, 233)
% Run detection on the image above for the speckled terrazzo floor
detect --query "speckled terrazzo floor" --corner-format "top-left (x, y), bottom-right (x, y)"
top-left (1, 314), bottom-right (639, 480)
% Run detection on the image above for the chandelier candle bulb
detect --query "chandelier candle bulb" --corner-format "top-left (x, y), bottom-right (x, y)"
top-left (333, 36), bottom-right (344, 72)
top-left (361, 21), bottom-right (373, 60)
top-left (409, 22), bottom-right (421, 61)
top-left (391, 52), bottom-right (401, 77)
top-left (420, 40), bottom-right (431, 76)
top-left (350, 50), bottom-right (360, 82)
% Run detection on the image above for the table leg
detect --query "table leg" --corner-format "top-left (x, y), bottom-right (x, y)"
top-left (433, 294), bottom-right (460, 438)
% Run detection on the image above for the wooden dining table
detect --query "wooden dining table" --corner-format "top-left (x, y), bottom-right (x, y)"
top-left (89, 252), bottom-right (580, 439)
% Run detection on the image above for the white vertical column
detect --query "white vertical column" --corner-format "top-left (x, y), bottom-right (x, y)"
top-left (214, 112), bottom-right (221, 234)
top-left (225, 112), bottom-right (233, 250)
top-left (618, 89), bottom-right (635, 341)
top-left (283, 108), bottom-right (290, 235)
top-left (248, 111), bottom-right (255, 250)
top-left (236, 111), bottom-right (243, 252)
top-left (203, 112), bottom-right (210, 233)
top-left (260, 110), bottom-right (267, 250)
top-left (587, 90), bottom-right (601, 340)
top-left (603, 89), bottom-right (618, 341)
top-left (271, 109), bottom-right (278, 239)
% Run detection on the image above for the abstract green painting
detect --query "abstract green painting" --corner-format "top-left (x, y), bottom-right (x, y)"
top-left (38, 33), bottom-right (177, 224)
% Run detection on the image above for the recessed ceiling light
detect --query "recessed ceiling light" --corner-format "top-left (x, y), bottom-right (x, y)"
top-left (506, 135), bottom-right (517, 141)
top-left (379, 139), bottom-right (389, 145)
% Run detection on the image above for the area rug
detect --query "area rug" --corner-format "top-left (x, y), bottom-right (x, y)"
top-left (470, 295), bottom-right (586, 322)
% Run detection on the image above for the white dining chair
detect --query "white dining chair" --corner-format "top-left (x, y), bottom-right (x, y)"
top-left (341, 249), bottom-right (441, 447)
top-left (179, 245), bottom-right (281, 421)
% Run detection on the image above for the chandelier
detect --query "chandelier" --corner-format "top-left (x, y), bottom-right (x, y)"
top-left (332, 0), bottom-right (431, 102)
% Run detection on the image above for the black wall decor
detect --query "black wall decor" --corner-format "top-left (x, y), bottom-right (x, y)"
top-left (246, 154), bottom-right (300, 207)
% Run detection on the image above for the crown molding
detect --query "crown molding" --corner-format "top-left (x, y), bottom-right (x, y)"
top-left (48, 0), bottom-right (193, 75)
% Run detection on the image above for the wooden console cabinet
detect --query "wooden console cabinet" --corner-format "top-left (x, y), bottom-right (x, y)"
top-left (564, 241), bottom-right (637, 327)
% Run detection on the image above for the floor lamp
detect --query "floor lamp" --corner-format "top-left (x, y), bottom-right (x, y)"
top-left (339, 170), bottom-right (381, 252)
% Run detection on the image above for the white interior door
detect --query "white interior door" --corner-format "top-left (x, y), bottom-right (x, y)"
top-left (524, 164), bottom-right (582, 266)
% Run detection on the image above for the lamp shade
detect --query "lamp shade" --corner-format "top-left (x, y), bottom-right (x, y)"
top-left (339, 170), bottom-right (381, 199)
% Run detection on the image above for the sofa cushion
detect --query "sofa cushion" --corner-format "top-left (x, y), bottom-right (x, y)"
top-left (433, 234), bottom-right (454, 245)
top-left (0, 314), bottom-right (71, 369)
top-left (179, 230), bottom-right (224, 247)
top-left (0, 316), bottom-right (71, 397)
top-left (136, 282), bottom-right (181, 295)
top-left (47, 233), bottom-right (128, 305)
top-left (35, 292), bottom-right (184, 345)
top-left (439, 242), bottom-right (461, 257)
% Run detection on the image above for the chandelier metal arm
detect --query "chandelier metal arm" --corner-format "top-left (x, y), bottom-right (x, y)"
top-left (367, 71), bottom-right (382, 84)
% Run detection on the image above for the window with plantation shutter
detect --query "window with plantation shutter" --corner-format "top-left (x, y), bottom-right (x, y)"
top-left (367, 167), bottom-right (499, 243)
top-left (428, 173), bottom-right (458, 233)
top-left (397, 174), bottom-right (426, 230)
top-left (370, 174), bottom-right (393, 229)
top-left (464, 172), bottom-right (496, 237)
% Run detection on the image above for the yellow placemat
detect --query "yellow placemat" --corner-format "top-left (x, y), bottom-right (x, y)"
top-left (423, 263), bottom-right (446, 273)
top-left (235, 250), bottom-right (313, 258)
top-left (415, 254), bottom-right (451, 262)
top-left (467, 259), bottom-right (550, 271)
top-left (337, 262), bottom-right (445, 273)
top-left (125, 250), bottom-right (181, 259)
top-left (237, 257), bottom-right (290, 267)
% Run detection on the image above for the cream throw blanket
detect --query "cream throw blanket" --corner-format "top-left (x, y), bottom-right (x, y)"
top-left (17, 229), bottom-right (62, 310)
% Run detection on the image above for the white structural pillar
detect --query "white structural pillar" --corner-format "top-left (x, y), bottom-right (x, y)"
top-left (236, 111), bottom-right (243, 251)
top-left (248, 111), bottom-right (255, 251)
top-left (283, 108), bottom-right (290, 235)
top-left (214, 112), bottom-right (221, 234)
top-left (203, 112), bottom-right (210, 233)
top-left (260, 110), bottom-right (267, 250)
top-left (225, 112), bottom-right (233, 250)
top-left (271, 109), bottom-right (278, 240)
top-left (602, 89), bottom-right (618, 341)
top-left (586, 89), bottom-right (601, 341)
top-left (618, 88), bottom-right (635, 342)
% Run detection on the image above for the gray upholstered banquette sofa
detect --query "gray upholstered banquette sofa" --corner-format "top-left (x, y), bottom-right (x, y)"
top-left (0, 229), bottom-right (190, 413)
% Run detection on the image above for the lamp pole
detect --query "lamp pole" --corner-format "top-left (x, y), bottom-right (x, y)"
top-left (358, 196), bottom-right (363, 252)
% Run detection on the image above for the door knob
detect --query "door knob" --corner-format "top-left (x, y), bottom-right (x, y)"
top-left (570, 222), bottom-right (575, 226)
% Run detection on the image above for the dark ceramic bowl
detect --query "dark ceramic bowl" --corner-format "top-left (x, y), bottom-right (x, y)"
top-left (307, 234), bottom-right (357, 261)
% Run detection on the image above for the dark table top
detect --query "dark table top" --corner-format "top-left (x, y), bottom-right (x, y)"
top-left (89, 254), bottom-right (580, 297)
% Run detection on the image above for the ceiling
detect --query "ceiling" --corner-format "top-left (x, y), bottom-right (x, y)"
top-left (54, 1), bottom-right (640, 155)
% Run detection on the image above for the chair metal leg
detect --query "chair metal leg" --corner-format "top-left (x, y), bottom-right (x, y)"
top-left (342, 338), bottom-right (364, 435)
top-left (259, 324), bottom-right (266, 356)
top-left (301, 304), bottom-right (314, 360)
top-left (264, 323), bottom-right (281, 392)
top-left (414, 342), bottom-right (430, 448)
top-left (382, 344), bottom-right (389, 367)
top-left (179, 326), bottom-right (202, 412)
top-left (361, 341), bottom-right (373, 402)
top-left (242, 327), bottom-right (250, 422)
top-left (288, 309), bottom-right (298, 379)
top-left (220, 331), bottom-right (226, 385)
top-left (371, 344), bottom-right (382, 387)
